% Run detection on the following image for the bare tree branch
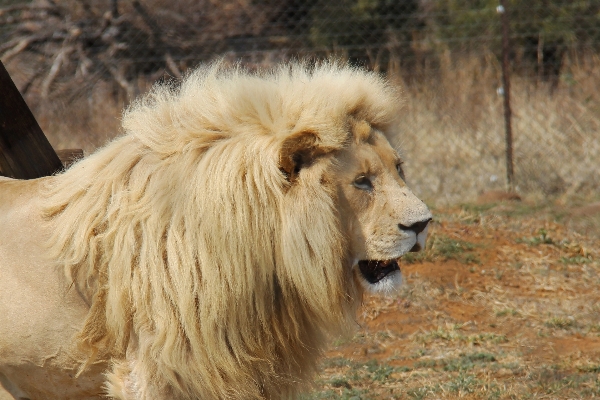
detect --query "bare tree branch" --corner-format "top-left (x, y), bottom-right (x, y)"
top-left (1, 37), bottom-right (34, 63)
top-left (111, 0), bottom-right (119, 18)
top-left (165, 53), bottom-right (182, 79)
top-left (0, 0), bottom-right (286, 101)
top-left (131, 0), bottom-right (163, 45)
top-left (75, 42), bottom-right (93, 77)
top-left (0, 3), bottom-right (54, 16)
top-left (105, 63), bottom-right (134, 100)
top-left (0, 35), bottom-right (35, 54)
top-left (20, 68), bottom-right (44, 95)
top-left (41, 46), bottom-right (72, 98)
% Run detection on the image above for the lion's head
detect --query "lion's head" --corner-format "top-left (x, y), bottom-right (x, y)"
top-left (279, 117), bottom-right (431, 297)
top-left (43, 61), bottom-right (431, 399)
top-left (329, 120), bottom-right (431, 292)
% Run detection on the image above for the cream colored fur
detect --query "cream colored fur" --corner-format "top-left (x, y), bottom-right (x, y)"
top-left (0, 61), bottom-right (431, 399)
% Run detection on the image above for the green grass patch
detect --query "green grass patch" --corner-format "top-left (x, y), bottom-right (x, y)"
top-left (321, 357), bottom-right (352, 369)
top-left (442, 352), bottom-right (497, 372)
top-left (577, 365), bottom-right (600, 373)
top-left (532, 367), bottom-right (600, 396)
top-left (413, 359), bottom-right (438, 369)
top-left (444, 373), bottom-right (481, 394)
top-left (362, 359), bottom-right (395, 382)
top-left (302, 387), bottom-right (368, 399)
top-left (307, 359), bottom-right (406, 399)
top-left (414, 352), bottom-right (498, 372)
top-left (517, 228), bottom-right (555, 246)
top-left (313, 358), bottom-right (410, 396)
top-left (415, 328), bottom-right (507, 345)
top-left (545, 316), bottom-right (575, 329)
top-left (406, 385), bottom-right (440, 399)
top-left (561, 256), bottom-right (591, 264)
top-left (495, 308), bottom-right (520, 317)
top-left (328, 377), bottom-right (352, 389)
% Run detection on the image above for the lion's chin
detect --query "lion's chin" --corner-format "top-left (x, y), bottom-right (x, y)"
top-left (357, 259), bottom-right (403, 295)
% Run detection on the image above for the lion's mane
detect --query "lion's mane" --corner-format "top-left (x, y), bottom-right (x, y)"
top-left (43, 61), bottom-right (399, 398)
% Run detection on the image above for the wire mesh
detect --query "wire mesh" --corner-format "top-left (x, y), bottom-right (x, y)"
top-left (1, 0), bottom-right (599, 204)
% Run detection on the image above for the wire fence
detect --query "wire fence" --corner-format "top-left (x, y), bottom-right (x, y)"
top-left (1, 0), bottom-right (599, 204)
top-left (3, 1), bottom-right (599, 85)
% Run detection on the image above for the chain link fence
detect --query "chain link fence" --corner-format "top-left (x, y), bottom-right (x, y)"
top-left (1, 0), bottom-right (599, 205)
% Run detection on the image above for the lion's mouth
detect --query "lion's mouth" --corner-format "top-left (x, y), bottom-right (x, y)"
top-left (358, 259), bottom-right (400, 284)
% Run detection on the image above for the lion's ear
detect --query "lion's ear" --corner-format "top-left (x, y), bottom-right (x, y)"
top-left (279, 132), bottom-right (327, 183)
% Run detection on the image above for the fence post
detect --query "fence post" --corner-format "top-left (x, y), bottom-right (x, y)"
top-left (498, 0), bottom-right (515, 192)
top-left (0, 60), bottom-right (63, 179)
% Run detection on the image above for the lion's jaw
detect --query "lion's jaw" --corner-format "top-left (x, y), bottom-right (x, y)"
top-left (333, 127), bottom-right (432, 295)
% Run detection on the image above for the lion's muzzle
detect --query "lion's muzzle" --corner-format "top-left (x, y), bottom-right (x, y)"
top-left (400, 217), bottom-right (432, 252)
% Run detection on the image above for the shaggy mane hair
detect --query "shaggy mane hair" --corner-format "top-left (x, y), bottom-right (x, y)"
top-left (43, 61), bottom-right (400, 398)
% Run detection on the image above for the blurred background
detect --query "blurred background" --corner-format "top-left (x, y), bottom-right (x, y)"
top-left (1, 0), bottom-right (599, 207)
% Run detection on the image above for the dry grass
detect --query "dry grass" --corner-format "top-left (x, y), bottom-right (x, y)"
top-left (11, 53), bottom-right (599, 206)
top-left (392, 53), bottom-right (600, 206)
top-left (306, 202), bottom-right (600, 399)
top-left (34, 81), bottom-right (127, 153)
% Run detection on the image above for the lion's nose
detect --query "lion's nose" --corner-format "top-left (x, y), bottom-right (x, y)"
top-left (398, 218), bottom-right (432, 235)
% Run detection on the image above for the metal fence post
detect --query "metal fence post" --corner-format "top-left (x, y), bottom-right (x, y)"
top-left (498, 0), bottom-right (515, 192)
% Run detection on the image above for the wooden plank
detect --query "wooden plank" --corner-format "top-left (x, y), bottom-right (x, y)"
top-left (56, 148), bottom-right (84, 168)
top-left (0, 148), bottom-right (84, 175)
top-left (0, 60), bottom-right (63, 179)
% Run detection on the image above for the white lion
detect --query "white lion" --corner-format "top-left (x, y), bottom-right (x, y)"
top-left (0, 61), bottom-right (431, 399)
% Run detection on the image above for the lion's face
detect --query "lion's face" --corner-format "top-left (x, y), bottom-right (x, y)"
top-left (331, 122), bottom-right (432, 294)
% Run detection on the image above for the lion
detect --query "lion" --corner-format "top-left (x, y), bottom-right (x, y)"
top-left (0, 61), bottom-right (432, 399)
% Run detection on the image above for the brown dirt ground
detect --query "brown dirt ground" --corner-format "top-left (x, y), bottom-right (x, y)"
top-left (307, 201), bottom-right (600, 399)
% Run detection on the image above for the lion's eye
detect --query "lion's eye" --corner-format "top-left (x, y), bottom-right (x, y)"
top-left (396, 163), bottom-right (405, 180)
top-left (353, 176), bottom-right (373, 191)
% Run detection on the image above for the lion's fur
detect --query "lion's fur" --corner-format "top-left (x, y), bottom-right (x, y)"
top-left (41, 61), bottom-right (401, 398)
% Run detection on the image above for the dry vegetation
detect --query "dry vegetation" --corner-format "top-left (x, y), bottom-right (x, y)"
top-left (5, 52), bottom-right (599, 206)
top-left (2, 0), bottom-right (597, 201)
top-left (2, 1), bottom-right (598, 204)
top-left (0, 0), bottom-right (288, 98)
top-left (307, 201), bottom-right (600, 399)
top-left (392, 53), bottom-right (600, 206)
